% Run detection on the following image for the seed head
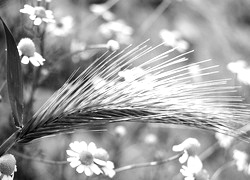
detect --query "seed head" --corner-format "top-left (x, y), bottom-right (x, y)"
top-left (17, 42), bottom-right (250, 144)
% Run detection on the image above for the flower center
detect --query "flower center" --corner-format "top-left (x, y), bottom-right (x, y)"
top-left (56, 22), bottom-right (64, 28)
top-left (18, 38), bottom-right (36, 57)
top-left (34, 7), bottom-right (47, 18)
top-left (79, 151), bottom-right (93, 166)
top-left (0, 154), bottom-right (16, 176)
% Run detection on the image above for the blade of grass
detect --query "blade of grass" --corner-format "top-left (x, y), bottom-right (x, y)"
top-left (0, 17), bottom-right (23, 128)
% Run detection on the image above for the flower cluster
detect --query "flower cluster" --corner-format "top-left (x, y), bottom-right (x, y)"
top-left (90, 3), bottom-right (115, 21)
top-left (0, 154), bottom-right (17, 180)
top-left (17, 38), bottom-right (45, 67)
top-left (99, 20), bottom-right (133, 44)
top-left (233, 150), bottom-right (250, 175)
top-left (46, 16), bottom-right (74, 37)
top-left (67, 141), bottom-right (115, 178)
top-left (159, 29), bottom-right (189, 53)
top-left (227, 60), bottom-right (250, 85)
top-left (215, 132), bottom-right (234, 149)
top-left (20, 1), bottom-right (55, 26)
top-left (173, 138), bottom-right (209, 180)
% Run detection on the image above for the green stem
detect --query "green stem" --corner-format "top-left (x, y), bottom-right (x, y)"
top-left (210, 161), bottom-right (235, 180)
top-left (11, 150), bottom-right (68, 165)
top-left (0, 130), bottom-right (20, 156)
top-left (115, 153), bottom-right (182, 173)
top-left (138, 0), bottom-right (171, 38)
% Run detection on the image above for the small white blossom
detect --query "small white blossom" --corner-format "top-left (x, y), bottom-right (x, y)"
top-left (180, 156), bottom-right (203, 180)
top-left (106, 40), bottom-right (120, 51)
top-left (215, 132), bottom-right (234, 149)
top-left (159, 29), bottom-right (189, 53)
top-left (172, 138), bottom-right (200, 164)
top-left (173, 138), bottom-right (208, 180)
top-left (114, 125), bottom-right (127, 138)
top-left (67, 141), bottom-right (115, 178)
top-left (227, 60), bottom-right (250, 85)
top-left (144, 133), bottom-right (158, 144)
top-left (0, 154), bottom-right (17, 180)
top-left (90, 4), bottom-right (115, 21)
top-left (17, 38), bottom-right (45, 67)
top-left (46, 16), bottom-right (74, 37)
top-left (99, 20), bottom-right (133, 44)
top-left (233, 149), bottom-right (250, 175)
top-left (118, 67), bottom-right (146, 82)
top-left (20, 4), bottom-right (54, 26)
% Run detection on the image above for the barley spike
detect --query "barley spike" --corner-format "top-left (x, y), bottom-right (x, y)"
top-left (17, 42), bottom-right (250, 143)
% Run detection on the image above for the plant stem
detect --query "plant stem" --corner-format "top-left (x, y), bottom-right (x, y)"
top-left (115, 153), bottom-right (182, 173)
top-left (11, 149), bottom-right (68, 165)
top-left (138, 0), bottom-right (171, 38)
top-left (0, 130), bottom-right (20, 156)
top-left (210, 161), bottom-right (235, 180)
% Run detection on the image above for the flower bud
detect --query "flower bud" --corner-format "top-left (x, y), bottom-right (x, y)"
top-left (94, 148), bottom-right (109, 161)
top-left (114, 125), bottom-right (127, 138)
top-left (0, 154), bottom-right (16, 176)
top-left (107, 40), bottom-right (120, 51)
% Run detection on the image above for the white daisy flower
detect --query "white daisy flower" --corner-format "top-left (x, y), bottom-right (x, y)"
top-left (17, 38), bottom-right (45, 67)
top-left (20, 4), bottom-right (55, 26)
top-left (0, 154), bottom-right (17, 180)
top-left (66, 141), bottom-right (115, 178)
top-left (46, 16), bottom-right (74, 37)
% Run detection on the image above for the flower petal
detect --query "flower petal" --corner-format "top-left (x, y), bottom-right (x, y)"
top-left (29, 57), bottom-right (41, 66)
top-left (34, 18), bottom-right (42, 26)
top-left (93, 158), bottom-right (107, 166)
top-left (90, 163), bottom-right (102, 175)
top-left (84, 166), bottom-right (93, 176)
top-left (66, 150), bottom-right (79, 157)
top-left (186, 156), bottom-right (203, 173)
top-left (76, 164), bottom-right (85, 174)
top-left (106, 161), bottom-right (115, 169)
top-left (102, 167), bottom-right (116, 178)
top-left (179, 151), bottom-right (189, 164)
top-left (70, 160), bottom-right (81, 168)
top-left (79, 141), bottom-right (88, 152)
top-left (29, 15), bottom-right (36, 20)
top-left (172, 144), bottom-right (184, 152)
top-left (70, 141), bottom-right (83, 153)
top-left (21, 56), bottom-right (30, 64)
top-left (2, 175), bottom-right (13, 180)
top-left (88, 142), bottom-right (97, 153)
top-left (18, 49), bottom-right (22, 56)
top-left (34, 52), bottom-right (45, 64)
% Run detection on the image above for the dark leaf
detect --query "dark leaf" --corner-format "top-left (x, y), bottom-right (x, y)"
top-left (0, 17), bottom-right (23, 127)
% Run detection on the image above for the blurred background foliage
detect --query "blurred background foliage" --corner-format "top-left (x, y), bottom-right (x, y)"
top-left (1, 0), bottom-right (250, 179)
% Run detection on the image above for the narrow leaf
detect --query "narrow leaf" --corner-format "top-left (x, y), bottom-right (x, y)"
top-left (0, 17), bottom-right (23, 127)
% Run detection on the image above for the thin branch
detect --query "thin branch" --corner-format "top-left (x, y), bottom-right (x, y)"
top-left (210, 161), bottom-right (235, 180)
top-left (11, 150), bottom-right (68, 165)
top-left (0, 80), bottom-right (6, 92)
top-left (115, 153), bottom-right (182, 173)
top-left (138, 0), bottom-right (171, 37)
top-left (199, 142), bottom-right (219, 161)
